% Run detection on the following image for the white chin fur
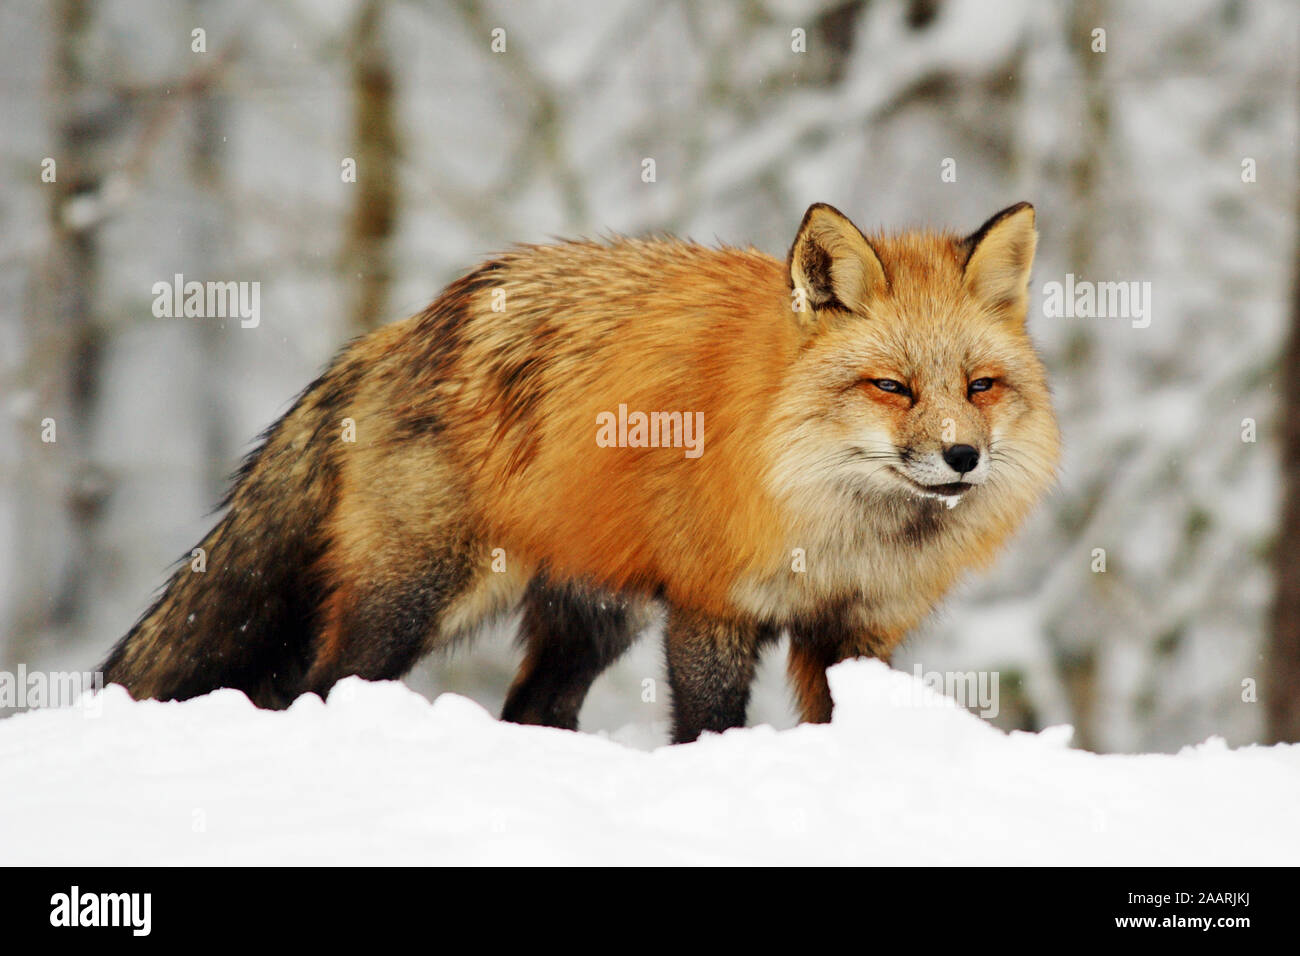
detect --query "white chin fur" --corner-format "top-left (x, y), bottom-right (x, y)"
top-left (906, 485), bottom-right (965, 508)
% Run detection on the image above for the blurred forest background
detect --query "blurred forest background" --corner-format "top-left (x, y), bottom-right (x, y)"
top-left (1, 0), bottom-right (1296, 752)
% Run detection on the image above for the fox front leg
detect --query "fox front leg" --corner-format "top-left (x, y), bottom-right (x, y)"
top-left (664, 608), bottom-right (776, 744)
top-left (787, 616), bottom-right (894, 725)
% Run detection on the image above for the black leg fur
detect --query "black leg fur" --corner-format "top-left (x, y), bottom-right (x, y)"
top-left (501, 577), bottom-right (648, 730)
top-left (665, 608), bottom-right (777, 744)
top-left (303, 542), bottom-right (477, 700)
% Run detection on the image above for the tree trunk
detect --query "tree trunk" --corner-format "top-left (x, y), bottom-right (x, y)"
top-left (342, 0), bottom-right (399, 333)
top-left (1267, 172), bottom-right (1300, 744)
top-left (7, 0), bottom-right (111, 670)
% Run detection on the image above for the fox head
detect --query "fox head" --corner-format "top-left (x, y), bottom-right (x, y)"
top-left (769, 202), bottom-right (1060, 517)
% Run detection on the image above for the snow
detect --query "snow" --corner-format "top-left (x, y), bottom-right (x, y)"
top-left (2, 659), bottom-right (1296, 865)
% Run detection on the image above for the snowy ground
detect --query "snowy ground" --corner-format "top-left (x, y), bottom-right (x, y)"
top-left (1, 659), bottom-right (1296, 865)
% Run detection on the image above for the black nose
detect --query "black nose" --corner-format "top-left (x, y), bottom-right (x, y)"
top-left (943, 444), bottom-right (980, 474)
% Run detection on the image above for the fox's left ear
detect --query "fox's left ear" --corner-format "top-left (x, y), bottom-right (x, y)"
top-left (961, 202), bottom-right (1037, 318)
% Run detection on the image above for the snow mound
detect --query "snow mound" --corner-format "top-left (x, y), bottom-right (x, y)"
top-left (1, 660), bottom-right (1296, 865)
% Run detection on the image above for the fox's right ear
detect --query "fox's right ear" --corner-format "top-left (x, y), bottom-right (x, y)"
top-left (788, 203), bottom-right (888, 322)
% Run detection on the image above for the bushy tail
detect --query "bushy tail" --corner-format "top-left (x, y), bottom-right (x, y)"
top-left (101, 359), bottom-right (358, 708)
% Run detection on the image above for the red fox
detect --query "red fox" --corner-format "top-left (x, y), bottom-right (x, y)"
top-left (102, 202), bottom-right (1060, 742)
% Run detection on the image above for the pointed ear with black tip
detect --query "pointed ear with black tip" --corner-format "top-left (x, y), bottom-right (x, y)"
top-left (961, 202), bottom-right (1037, 319)
top-left (788, 203), bottom-right (888, 323)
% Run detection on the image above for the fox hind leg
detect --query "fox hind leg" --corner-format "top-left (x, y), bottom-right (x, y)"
top-left (501, 578), bottom-right (650, 731)
top-left (302, 536), bottom-right (483, 699)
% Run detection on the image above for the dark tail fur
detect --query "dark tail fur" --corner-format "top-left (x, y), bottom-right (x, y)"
top-left (100, 352), bottom-right (362, 708)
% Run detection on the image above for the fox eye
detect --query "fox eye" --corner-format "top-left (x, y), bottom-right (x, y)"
top-left (871, 378), bottom-right (911, 398)
top-left (968, 377), bottom-right (995, 395)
